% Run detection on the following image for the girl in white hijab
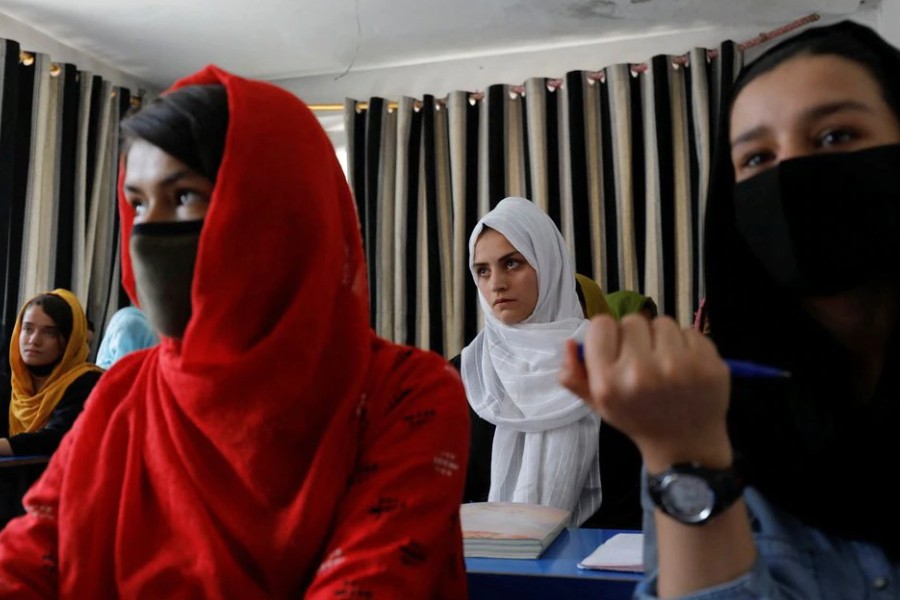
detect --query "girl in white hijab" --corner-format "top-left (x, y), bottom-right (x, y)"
top-left (460, 196), bottom-right (601, 525)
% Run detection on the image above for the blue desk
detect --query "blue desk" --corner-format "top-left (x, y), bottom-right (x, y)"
top-left (0, 455), bottom-right (50, 468)
top-left (466, 528), bottom-right (642, 599)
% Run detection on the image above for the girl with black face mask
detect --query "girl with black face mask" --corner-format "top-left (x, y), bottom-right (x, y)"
top-left (560, 20), bottom-right (900, 599)
top-left (0, 68), bottom-right (470, 598)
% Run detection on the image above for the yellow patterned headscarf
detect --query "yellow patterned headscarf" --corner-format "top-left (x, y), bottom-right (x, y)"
top-left (574, 274), bottom-right (613, 319)
top-left (8, 289), bottom-right (102, 435)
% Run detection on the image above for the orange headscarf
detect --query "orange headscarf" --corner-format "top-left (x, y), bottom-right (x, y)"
top-left (8, 289), bottom-right (101, 435)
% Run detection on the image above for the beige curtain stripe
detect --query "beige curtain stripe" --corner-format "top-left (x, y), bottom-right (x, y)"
top-left (21, 53), bottom-right (55, 304)
top-left (86, 83), bottom-right (119, 330)
top-left (641, 62), bottom-right (663, 310)
top-left (392, 97), bottom-right (415, 343)
top-left (607, 64), bottom-right (639, 292)
top-left (433, 104), bottom-right (455, 356)
top-left (448, 91), bottom-right (469, 356)
top-left (376, 103), bottom-right (397, 340)
top-left (557, 79), bottom-right (575, 257)
top-left (524, 78), bottom-right (549, 213)
top-left (414, 142), bottom-right (429, 350)
top-left (504, 87), bottom-right (526, 199)
top-left (669, 60), bottom-right (694, 326)
top-left (582, 73), bottom-right (605, 286)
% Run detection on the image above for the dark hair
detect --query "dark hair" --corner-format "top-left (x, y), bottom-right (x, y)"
top-left (120, 84), bottom-right (229, 183)
top-left (24, 293), bottom-right (73, 344)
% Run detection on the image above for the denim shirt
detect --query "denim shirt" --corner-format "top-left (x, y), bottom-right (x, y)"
top-left (635, 486), bottom-right (900, 599)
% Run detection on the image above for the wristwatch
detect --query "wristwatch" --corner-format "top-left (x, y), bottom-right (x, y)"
top-left (647, 462), bottom-right (744, 525)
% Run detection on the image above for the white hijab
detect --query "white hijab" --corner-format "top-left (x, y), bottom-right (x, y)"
top-left (460, 197), bottom-right (601, 525)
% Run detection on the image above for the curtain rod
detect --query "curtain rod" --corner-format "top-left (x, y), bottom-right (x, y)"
top-left (311, 12), bottom-right (820, 112)
top-left (17, 51), bottom-right (146, 108)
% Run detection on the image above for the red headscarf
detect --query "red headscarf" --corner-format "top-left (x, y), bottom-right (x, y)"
top-left (56, 66), bottom-right (373, 595)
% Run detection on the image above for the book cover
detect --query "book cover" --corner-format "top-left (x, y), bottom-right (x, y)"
top-left (578, 532), bottom-right (644, 572)
top-left (460, 501), bottom-right (570, 559)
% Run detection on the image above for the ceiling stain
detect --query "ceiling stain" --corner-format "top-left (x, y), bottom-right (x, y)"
top-left (564, 0), bottom-right (620, 19)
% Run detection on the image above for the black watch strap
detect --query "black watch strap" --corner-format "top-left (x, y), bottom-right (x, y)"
top-left (647, 461), bottom-right (745, 526)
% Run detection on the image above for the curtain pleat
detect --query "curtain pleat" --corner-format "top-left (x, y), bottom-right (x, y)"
top-left (606, 64), bottom-right (639, 293)
top-left (53, 64), bottom-right (80, 292)
top-left (420, 95), bottom-right (445, 354)
top-left (85, 82), bottom-right (120, 336)
top-left (400, 98), bottom-right (423, 346)
top-left (669, 59), bottom-right (695, 326)
top-left (363, 97), bottom-right (385, 325)
top-left (448, 91), bottom-right (469, 357)
top-left (641, 58), bottom-right (664, 315)
top-left (432, 101), bottom-right (454, 356)
top-left (556, 75), bottom-right (574, 255)
top-left (687, 48), bottom-right (710, 310)
top-left (567, 71), bottom-right (595, 277)
top-left (582, 74), bottom-right (605, 286)
top-left (524, 79), bottom-right (548, 213)
top-left (20, 52), bottom-right (55, 305)
top-left (504, 88), bottom-right (526, 199)
top-left (0, 39), bottom-right (21, 345)
top-left (462, 96), bottom-right (480, 347)
top-left (347, 40), bottom-right (743, 350)
top-left (376, 104), bottom-right (397, 340)
top-left (598, 74), bottom-right (619, 294)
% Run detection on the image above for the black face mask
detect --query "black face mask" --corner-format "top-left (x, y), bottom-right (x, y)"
top-left (733, 144), bottom-right (900, 296)
top-left (130, 220), bottom-right (203, 339)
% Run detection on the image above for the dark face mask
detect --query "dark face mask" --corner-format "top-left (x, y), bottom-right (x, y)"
top-left (734, 144), bottom-right (900, 296)
top-left (130, 220), bottom-right (203, 338)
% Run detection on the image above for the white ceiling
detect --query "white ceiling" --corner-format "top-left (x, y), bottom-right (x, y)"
top-left (0, 0), bottom-right (867, 95)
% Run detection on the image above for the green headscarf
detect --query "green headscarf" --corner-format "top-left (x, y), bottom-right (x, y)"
top-left (604, 290), bottom-right (658, 321)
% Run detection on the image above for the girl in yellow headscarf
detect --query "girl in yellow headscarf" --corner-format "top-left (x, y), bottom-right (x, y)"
top-left (0, 289), bottom-right (102, 457)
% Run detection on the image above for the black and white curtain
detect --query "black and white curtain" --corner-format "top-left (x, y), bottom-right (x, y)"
top-left (347, 42), bottom-right (743, 359)
top-left (0, 39), bottom-right (133, 359)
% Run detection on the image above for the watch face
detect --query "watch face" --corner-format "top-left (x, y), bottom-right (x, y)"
top-left (660, 472), bottom-right (715, 524)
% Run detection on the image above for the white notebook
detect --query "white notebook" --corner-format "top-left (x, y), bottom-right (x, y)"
top-left (578, 532), bottom-right (644, 572)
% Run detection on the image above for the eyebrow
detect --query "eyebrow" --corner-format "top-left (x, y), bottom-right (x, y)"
top-left (731, 100), bottom-right (874, 148)
top-left (472, 250), bottom-right (524, 269)
top-left (124, 169), bottom-right (194, 194)
top-left (21, 321), bottom-right (58, 332)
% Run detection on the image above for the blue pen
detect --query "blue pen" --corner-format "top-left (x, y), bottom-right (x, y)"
top-left (575, 344), bottom-right (791, 379)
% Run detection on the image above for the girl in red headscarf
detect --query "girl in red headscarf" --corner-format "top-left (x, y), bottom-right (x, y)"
top-left (0, 66), bottom-right (469, 599)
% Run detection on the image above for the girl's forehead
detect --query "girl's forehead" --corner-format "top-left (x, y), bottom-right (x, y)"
top-left (730, 54), bottom-right (887, 130)
top-left (23, 305), bottom-right (53, 325)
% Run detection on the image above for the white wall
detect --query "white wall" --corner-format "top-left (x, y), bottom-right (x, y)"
top-left (879, 0), bottom-right (900, 48)
top-left (0, 12), bottom-right (157, 94)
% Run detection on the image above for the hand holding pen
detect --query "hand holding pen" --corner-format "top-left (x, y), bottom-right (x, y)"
top-left (576, 345), bottom-right (790, 379)
top-left (558, 315), bottom-right (738, 470)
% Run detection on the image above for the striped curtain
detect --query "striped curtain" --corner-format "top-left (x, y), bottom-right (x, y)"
top-left (347, 42), bottom-right (742, 358)
top-left (0, 39), bottom-right (134, 359)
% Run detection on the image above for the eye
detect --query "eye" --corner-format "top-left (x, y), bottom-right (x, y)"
top-left (475, 267), bottom-right (489, 278)
top-left (177, 190), bottom-right (202, 206)
top-left (741, 151), bottom-right (773, 169)
top-left (818, 128), bottom-right (855, 148)
top-left (129, 198), bottom-right (146, 215)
